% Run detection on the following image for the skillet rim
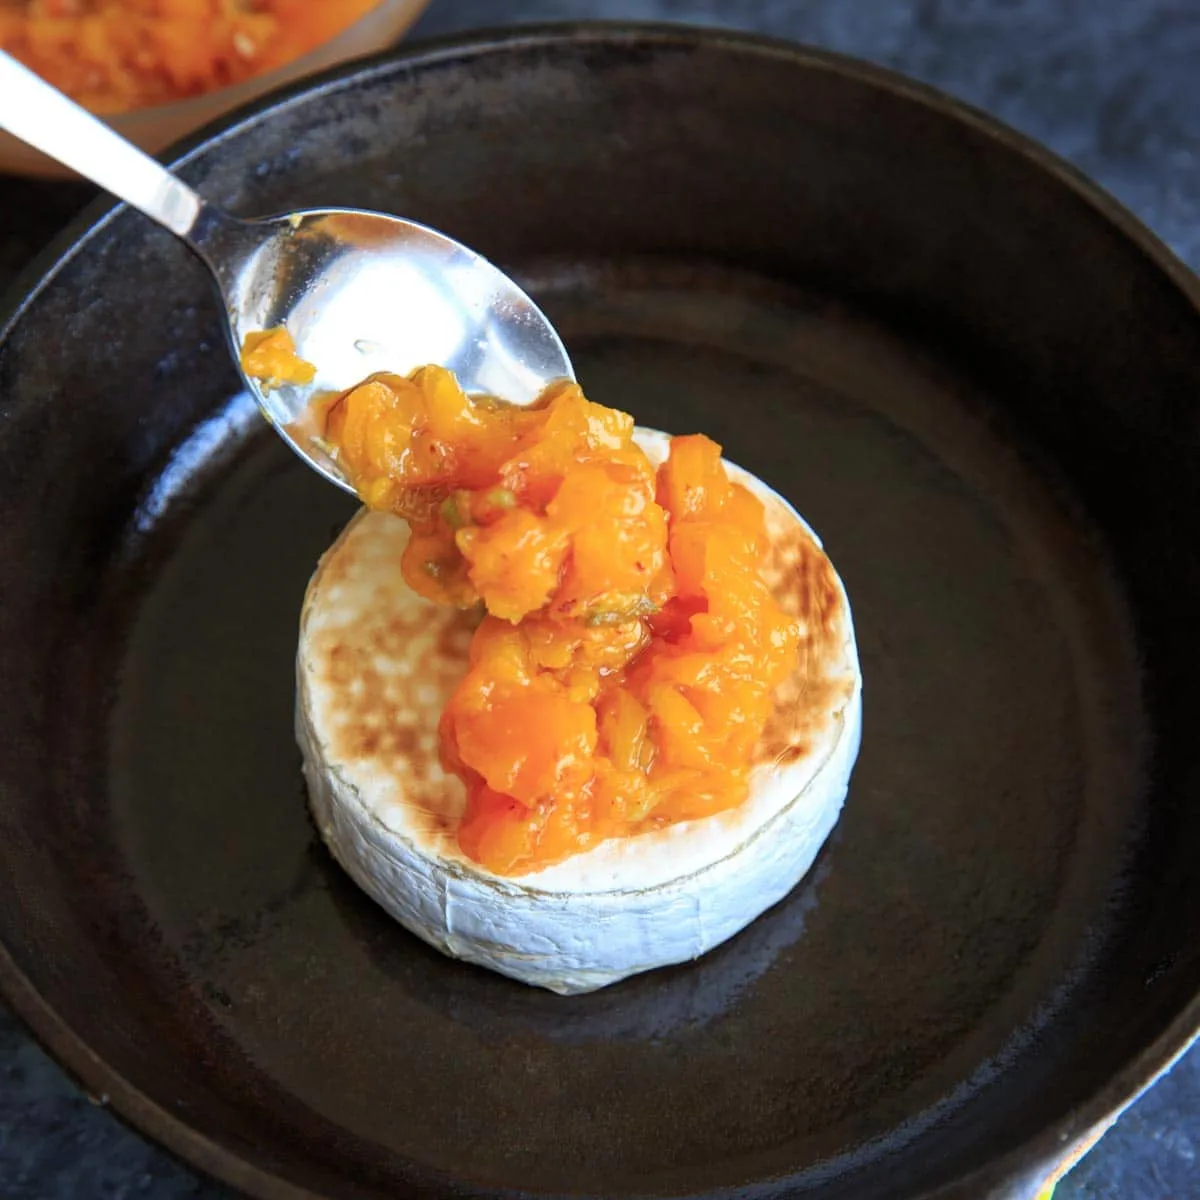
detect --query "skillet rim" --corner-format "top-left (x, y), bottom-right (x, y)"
top-left (1, 21), bottom-right (1197, 1200)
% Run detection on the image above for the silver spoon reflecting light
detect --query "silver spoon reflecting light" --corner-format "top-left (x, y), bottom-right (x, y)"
top-left (0, 51), bottom-right (575, 493)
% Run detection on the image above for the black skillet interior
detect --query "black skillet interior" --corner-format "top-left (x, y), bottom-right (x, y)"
top-left (2, 24), bottom-right (1199, 1200)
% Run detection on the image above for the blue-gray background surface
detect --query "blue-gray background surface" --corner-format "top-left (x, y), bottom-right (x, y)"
top-left (1, 1), bottom-right (1197, 1197)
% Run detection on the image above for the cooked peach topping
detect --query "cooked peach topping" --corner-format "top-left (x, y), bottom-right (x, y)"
top-left (239, 326), bottom-right (316, 390)
top-left (244, 343), bottom-right (801, 875)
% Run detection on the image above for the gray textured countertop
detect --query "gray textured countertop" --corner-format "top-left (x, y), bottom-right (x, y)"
top-left (1, 1), bottom-right (1198, 1197)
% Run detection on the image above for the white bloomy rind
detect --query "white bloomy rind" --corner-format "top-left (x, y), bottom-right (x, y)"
top-left (297, 431), bottom-right (862, 994)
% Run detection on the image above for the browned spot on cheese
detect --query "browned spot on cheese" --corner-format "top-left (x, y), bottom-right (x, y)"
top-left (436, 608), bottom-right (479, 661)
top-left (755, 502), bottom-right (855, 769)
top-left (304, 513), bottom-right (473, 856)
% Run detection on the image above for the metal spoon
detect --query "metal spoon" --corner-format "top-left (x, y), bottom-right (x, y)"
top-left (0, 51), bottom-right (574, 493)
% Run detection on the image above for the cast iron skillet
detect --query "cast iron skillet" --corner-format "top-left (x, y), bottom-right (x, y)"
top-left (2, 23), bottom-right (1199, 1200)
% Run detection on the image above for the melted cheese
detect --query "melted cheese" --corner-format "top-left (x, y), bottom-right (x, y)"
top-left (296, 432), bottom-right (862, 993)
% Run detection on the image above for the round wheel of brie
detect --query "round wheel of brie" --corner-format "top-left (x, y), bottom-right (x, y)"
top-left (297, 431), bottom-right (862, 995)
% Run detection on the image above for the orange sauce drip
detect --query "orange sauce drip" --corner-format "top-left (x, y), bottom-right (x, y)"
top-left (239, 327), bottom-right (316, 390)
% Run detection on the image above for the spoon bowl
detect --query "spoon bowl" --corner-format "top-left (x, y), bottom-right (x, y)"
top-left (196, 206), bottom-right (575, 489)
top-left (0, 50), bottom-right (574, 492)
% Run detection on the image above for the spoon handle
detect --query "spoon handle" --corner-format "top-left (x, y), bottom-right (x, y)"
top-left (0, 51), bottom-right (203, 237)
